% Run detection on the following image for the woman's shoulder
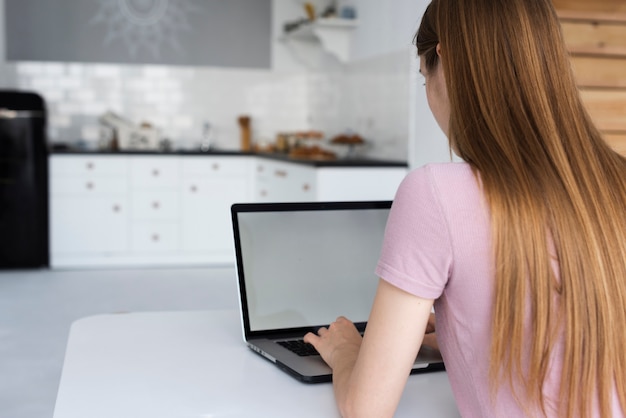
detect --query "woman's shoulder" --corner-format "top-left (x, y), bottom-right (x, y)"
top-left (405, 162), bottom-right (476, 188)
top-left (398, 162), bottom-right (482, 208)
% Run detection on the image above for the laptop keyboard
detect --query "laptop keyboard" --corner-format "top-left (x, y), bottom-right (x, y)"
top-left (277, 339), bottom-right (319, 357)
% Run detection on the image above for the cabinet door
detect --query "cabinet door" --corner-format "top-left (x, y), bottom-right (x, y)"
top-left (181, 177), bottom-right (248, 253)
top-left (283, 163), bottom-right (316, 201)
top-left (51, 177), bottom-right (128, 196)
top-left (255, 160), bottom-right (316, 202)
top-left (316, 167), bottom-right (407, 201)
top-left (51, 195), bottom-right (128, 253)
top-left (50, 155), bottom-right (128, 177)
top-left (50, 159), bottom-right (129, 256)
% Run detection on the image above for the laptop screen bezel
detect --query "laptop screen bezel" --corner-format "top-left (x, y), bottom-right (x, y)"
top-left (231, 200), bottom-right (392, 340)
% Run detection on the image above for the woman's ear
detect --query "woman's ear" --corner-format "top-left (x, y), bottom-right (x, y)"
top-left (436, 43), bottom-right (442, 57)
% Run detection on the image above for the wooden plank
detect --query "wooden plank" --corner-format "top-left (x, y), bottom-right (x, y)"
top-left (580, 90), bottom-right (626, 131)
top-left (570, 56), bottom-right (626, 88)
top-left (561, 21), bottom-right (626, 57)
top-left (604, 133), bottom-right (626, 156)
top-left (558, 10), bottom-right (626, 23)
top-left (553, 0), bottom-right (626, 14)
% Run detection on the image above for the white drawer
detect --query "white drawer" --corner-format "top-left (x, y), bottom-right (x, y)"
top-left (131, 190), bottom-right (179, 220)
top-left (130, 157), bottom-right (180, 188)
top-left (51, 155), bottom-right (128, 177)
top-left (51, 196), bottom-right (129, 254)
top-left (182, 157), bottom-right (249, 176)
top-left (51, 177), bottom-right (129, 196)
top-left (256, 159), bottom-right (314, 178)
top-left (131, 222), bottom-right (179, 252)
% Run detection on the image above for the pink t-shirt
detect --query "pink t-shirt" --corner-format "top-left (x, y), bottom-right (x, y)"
top-left (375, 163), bottom-right (623, 417)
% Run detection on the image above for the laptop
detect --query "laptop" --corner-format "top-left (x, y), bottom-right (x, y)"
top-left (231, 200), bottom-right (444, 383)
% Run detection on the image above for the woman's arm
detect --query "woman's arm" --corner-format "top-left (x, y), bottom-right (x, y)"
top-left (304, 279), bottom-right (434, 418)
top-left (422, 313), bottom-right (439, 351)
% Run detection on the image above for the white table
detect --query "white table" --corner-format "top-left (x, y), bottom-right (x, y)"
top-left (53, 310), bottom-right (460, 418)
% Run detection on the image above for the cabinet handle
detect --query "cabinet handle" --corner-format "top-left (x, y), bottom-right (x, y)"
top-left (86, 162), bottom-right (94, 170)
top-left (303, 183), bottom-right (310, 192)
top-left (275, 170), bottom-right (287, 178)
top-left (260, 190), bottom-right (268, 197)
top-left (86, 181), bottom-right (94, 190)
top-left (190, 185), bottom-right (198, 193)
top-left (152, 169), bottom-right (160, 177)
top-left (151, 234), bottom-right (160, 242)
top-left (152, 201), bottom-right (160, 210)
top-left (212, 163), bottom-right (220, 171)
top-left (257, 165), bottom-right (265, 173)
top-left (112, 204), bottom-right (121, 213)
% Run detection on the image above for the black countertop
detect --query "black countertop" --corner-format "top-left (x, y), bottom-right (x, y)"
top-left (50, 148), bottom-right (408, 168)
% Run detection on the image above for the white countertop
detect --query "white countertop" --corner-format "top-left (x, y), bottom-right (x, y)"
top-left (53, 310), bottom-right (460, 418)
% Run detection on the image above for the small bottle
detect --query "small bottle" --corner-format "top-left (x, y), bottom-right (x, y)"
top-left (200, 122), bottom-right (212, 152)
top-left (238, 116), bottom-right (252, 152)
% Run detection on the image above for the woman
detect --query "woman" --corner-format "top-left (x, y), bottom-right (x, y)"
top-left (304, 0), bottom-right (626, 416)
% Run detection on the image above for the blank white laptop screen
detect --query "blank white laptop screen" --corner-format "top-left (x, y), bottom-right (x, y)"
top-left (236, 208), bottom-right (389, 332)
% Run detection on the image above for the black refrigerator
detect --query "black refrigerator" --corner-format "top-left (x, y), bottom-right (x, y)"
top-left (0, 91), bottom-right (48, 268)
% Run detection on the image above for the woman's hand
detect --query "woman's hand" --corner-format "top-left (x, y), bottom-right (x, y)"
top-left (304, 316), bottom-right (362, 370)
top-left (302, 280), bottom-right (434, 418)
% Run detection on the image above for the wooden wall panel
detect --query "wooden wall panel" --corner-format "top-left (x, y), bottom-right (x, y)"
top-left (553, 0), bottom-right (626, 13)
top-left (604, 133), bottom-right (626, 155)
top-left (580, 90), bottom-right (626, 132)
top-left (570, 56), bottom-right (626, 88)
top-left (560, 20), bottom-right (626, 56)
top-left (556, 1), bottom-right (626, 156)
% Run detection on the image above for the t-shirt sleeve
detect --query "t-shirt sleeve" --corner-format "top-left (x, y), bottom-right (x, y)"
top-left (375, 165), bottom-right (453, 299)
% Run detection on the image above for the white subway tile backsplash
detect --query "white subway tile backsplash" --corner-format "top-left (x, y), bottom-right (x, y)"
top-left (82, 103), bottom-right (109, 116)
top-left (142, 66), bottom-right (170, 78)
top-left (66, 64), bottom-right (84, 77)
top-left (143, 91), bottom-right (167, 104)
top-left (68, 89), bottom-right (95, 102)
top-left (27, 78), bottom-right (56, 91)
top-left (43, 63), bottom-right (65, 76)
top-left (57, 77), bottom-right (83, 90)
top-left (166, 91), bottom-right (185, 104)
top-left (49, 114), bottom-right (72, 129)
top-left (4, 48), bottom-right (410, 157)
top-left (80, 125), bottom-right (100, 141)
top-left (92, 65), bottom-right (121, 78)
top-left (56, 103), bottom-right (83, 116)
top-left (126, 78), bottom-right (155, 91)
top-left (16, 62), bottom-right (45, 76)
top-left (172, 115), bottom-right (193, 129)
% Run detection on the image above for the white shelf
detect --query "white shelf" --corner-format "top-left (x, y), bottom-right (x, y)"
top-left (281, 18), bottom-right (358, 62)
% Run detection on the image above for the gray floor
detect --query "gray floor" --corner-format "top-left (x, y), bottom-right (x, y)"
top-left (0, 265), bottom-right (239, 418)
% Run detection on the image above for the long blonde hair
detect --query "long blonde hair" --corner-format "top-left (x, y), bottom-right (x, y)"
top-left (416, 0), bottom-right (626, 416)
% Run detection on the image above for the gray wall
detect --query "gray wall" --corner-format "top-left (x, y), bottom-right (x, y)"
top-left (5, 0), bottom-right (271, 68)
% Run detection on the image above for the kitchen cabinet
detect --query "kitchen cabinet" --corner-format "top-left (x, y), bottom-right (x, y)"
top-left (180, 157), bottom-right (251, 258)
top-left (316, 167), bottom-right (406, 201)
top-left (50, 153), bottom-right (406, 268)
top-left (254, 158), bottom-right (406, 202)
top-left (129, 157), bottom-right (181, 253)
top-left (50, 156), bottom-right (129, 257)
top-left (50, 154), bottom-right (252, 268)
top-left (255, 159), bottom-right (317, 202)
